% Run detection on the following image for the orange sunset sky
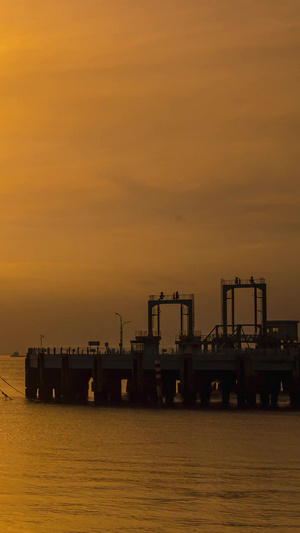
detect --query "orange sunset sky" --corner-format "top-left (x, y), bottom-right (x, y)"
top-left (1, 1), bottom-right (300, 353)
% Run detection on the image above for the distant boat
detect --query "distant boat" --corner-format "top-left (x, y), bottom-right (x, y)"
top-left (10, 351), bottom-right (20, 357)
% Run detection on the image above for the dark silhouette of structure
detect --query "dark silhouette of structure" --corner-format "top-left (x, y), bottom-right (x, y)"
top-left (26, 277), bottom-right (300, 409)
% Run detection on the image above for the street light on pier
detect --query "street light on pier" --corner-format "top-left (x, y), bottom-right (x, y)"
top-left (40, 334), bottom-right (44, 349)
top-left (115, 313), bottom-right (131, 354)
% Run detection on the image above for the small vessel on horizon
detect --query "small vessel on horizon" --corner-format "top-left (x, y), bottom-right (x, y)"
top-left (10, 351), bottom-right (21, 357)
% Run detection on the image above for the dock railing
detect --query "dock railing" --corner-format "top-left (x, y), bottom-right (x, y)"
top-left (28, 347), bottom-right (132, 356)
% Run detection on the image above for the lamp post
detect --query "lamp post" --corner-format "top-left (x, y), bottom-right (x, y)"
top-left (40, 334), bottom-right (44, 349)
top-left (115, 313), bottom-right (131, 354)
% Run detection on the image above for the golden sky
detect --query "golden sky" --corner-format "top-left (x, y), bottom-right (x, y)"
top-left (1, 1), bottom-right (300, 352)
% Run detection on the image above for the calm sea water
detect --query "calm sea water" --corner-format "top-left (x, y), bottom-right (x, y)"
top-left (0, 356), bottom-right (300, 532)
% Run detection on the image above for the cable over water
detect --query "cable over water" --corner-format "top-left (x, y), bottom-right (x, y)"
top-left (0, 376), bottom-right (25, 396)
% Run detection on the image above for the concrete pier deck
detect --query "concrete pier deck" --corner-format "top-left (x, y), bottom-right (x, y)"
top-left (25, 346), bottom-right (300, 408)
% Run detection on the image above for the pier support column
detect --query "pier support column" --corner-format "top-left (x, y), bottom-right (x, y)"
top-left (109, 373), bottom-right (122, 403)
top-left (221, 376), bottom-right (234, 406)
top-left (180, 355), bottom-right (196, 406)
top-left (61, 354), bottom-right (78, 402)
top-left (259, 390), bottom-right (270, 407)
top-left (25, 355), bottom-right (38, 399)
top-left (290, 354), bottom-right (300, 407)
top-left (61, 354), bottom-right (70, 402)
top-left (130, 354), bottom-right (147, 404)
top-left (162, 371), bottom-right (177, 406)
top-left (38, 353), bottom-right (53, 401)
top-left (76, 372), bottom-right (90, 403)
top-left (93, 354), bottom-right (109, 404)
top-left (198, 373), bottom-right (211, 406)
top-left (236, 356), bottom-right (246, 407)
top-left (237, 355), bottom-right (256, 408)
top-left (259, 374), bottom-right (280, 408)
top-left (268, 374), bottom-right (280, 408)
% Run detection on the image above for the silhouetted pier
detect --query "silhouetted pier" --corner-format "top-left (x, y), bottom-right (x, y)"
top-left (25, 278), bottom-right (300, 408)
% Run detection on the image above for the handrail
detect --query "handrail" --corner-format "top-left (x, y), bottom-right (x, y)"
top-left (27, 347), bottom-right (132, 355)
top-left (149, 293), bottom-right (194, 301)
top-left (135, 331), bottom-right (160, 337)
top-left (221, 277), bottom-right (265, 285)
top-left (175, 331), bottom-right (202, 340)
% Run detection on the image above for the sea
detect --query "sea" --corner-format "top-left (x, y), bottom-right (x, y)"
top-left (0, 355), bottom-right (300, 533)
